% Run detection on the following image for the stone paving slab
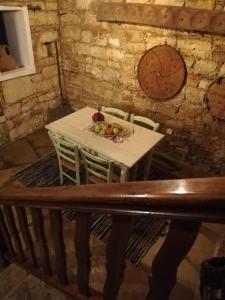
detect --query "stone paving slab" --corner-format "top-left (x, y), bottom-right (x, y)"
top-left (3, 179), bottom-right (26, 189)
top-left (0, 264), bottom-right (28, 300)
top-left (35, 146), bottom-right (54, 158)
top-left (0, 167), bottom-right (26, 188)
top-left (3, 273), bottom-right (71, 300)
top-left (0, 169), bottom-right (14, 188)
top-left (0, 140), bottom-right (38, 168)
top-left (26, 128), bottom-right (53, 150)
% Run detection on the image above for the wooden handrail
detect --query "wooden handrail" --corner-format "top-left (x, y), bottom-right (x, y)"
top-left (0, 177), bottom-right (225, 222)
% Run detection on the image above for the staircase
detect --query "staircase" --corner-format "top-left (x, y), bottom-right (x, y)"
top-left (0, 179), bottom-right (224, 300)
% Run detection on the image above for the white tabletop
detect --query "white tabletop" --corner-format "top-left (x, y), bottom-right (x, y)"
top-left (46, 107), bottom-right (164, 168)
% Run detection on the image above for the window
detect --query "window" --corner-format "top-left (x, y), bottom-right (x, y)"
top-left (0, 6), bottom-right (36, 81)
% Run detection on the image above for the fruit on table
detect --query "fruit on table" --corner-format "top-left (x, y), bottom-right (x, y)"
top-left (92, 108), bottom-right (105, 123)
top-left (94, 124), bottom-right (101, 133)
top-left (92, 122), bottom-right (123, 136)
top-left (93, 122), bottom-right (106, 135)
top-left (106, 125), bottom-right (113, 135)
top-left (113, 127), bottom-right (119, 134)
top-left (112, 123), bottom-right (122, 134)
top-left (99, 124), bottom-right (107, 136)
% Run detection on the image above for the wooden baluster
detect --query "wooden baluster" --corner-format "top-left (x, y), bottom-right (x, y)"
top-left (0, 208), bottom-right (15, 258)
top-left (16, 207), bottom-right (37, 268)
top-left (145, 220), bottom-right (200, 300)
top-left (3, 206), bottom-right (25, 262)
top-left (49, 209), bottom-right (68, 284)
top-left (31, 208), bottom-right (52, 275)
top-left (74, 212), bottom-right (91, 296)
top-left (0, 219), bottom-right (9, 268)
top-left (103, 215), bottom-right (133, 300)
top-left (0, 227), bottom-right (6, 267)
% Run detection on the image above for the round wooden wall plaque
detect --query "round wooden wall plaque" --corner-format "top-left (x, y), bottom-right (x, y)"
top-left (137, 45), bottom-right (186, 100)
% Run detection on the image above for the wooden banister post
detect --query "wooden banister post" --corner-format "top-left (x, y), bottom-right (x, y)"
top-left (103, 215), bottom-right (133, 300)
top-left (75, 212), bottom-right (92, 296)
top-left (3, 206), bottom-right (25, 262)
top-left (145, 220), bottom-right (200, 300)
top-left (31, 208), bottom-right (52, 275)
top-left (0, 226), bottom-right (8, 268)
top-left (49, 209), bottom-right (68, 285)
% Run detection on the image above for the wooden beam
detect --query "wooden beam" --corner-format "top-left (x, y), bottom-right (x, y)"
top-left (97, 3), bottom-right (225, 36)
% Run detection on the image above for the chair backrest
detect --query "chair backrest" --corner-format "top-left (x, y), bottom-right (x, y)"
top-left (130, 114), bottom-right (160, 131)
top-left (101, 106), bottom-right (129, 120)
top-left (79, 147), bottom-right (114, 184)
top-left (48, 131), bottom-right (80, 184)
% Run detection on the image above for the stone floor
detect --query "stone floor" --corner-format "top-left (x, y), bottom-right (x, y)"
top-left (0, 128), bottom-right (224, 300)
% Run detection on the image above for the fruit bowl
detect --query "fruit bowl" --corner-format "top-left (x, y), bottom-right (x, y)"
top-left (89, 121), bottom-right (132, 142)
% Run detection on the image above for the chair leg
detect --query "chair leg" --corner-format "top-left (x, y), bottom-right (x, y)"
top-left (120, 166), bottom-right (129, 182)
top-left (59, 165), bottom-right (63, 185)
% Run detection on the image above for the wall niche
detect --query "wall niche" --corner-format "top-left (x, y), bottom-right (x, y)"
top-left (0, 5), bottom-right (36, 82)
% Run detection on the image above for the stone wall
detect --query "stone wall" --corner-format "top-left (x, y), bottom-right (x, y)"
top-left (59, 0), bottom-right (225, 174)
top-left (0, 0), bottom-right (61, 146)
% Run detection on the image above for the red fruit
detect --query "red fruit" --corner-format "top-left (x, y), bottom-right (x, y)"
top-left (106, 126), bottom-right (113, 135)
top-left (92, 108), bottom-right (105, 123)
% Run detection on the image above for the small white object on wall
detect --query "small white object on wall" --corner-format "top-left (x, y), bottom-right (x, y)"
top-left (166, 128), bottom-right (173, 135)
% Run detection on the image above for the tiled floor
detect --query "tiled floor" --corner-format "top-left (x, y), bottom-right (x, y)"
top-left (0, 128), bottom-right (224, 300)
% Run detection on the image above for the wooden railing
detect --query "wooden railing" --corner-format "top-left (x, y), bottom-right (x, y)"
top-left (0, 177), bottom-right (225, 300)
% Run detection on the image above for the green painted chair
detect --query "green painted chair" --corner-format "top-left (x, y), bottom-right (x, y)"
top-left (79, 147), bottom-right (119, 184)
top-left (130, 114), bottom-right (160, 131)
top-left (129, 114), bottom-right (160, 181)
top-left (48, 131), bottom-right (81, 185)
top-left (101, 106), bottom-right (129, 121)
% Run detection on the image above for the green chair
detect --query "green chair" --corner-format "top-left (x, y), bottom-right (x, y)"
top-left (48, 131), bottom-right (81, 185)
top-left (129, 114), bottom-right (160, 181)
top-left (130, 114), bottom-right (160, 131)
top-left (101, 106), bottom-right (129, 121)
top-left (79, 147), bottom-right (119, 184)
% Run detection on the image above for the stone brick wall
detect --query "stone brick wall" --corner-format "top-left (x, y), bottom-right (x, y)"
top-left (59, 0), bottom-right (225, 174)
top-left (0, 0), bottom-right (61, 146)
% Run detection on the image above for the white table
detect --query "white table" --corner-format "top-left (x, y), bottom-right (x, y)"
top-left (46, 107), bottom-right (164, 182)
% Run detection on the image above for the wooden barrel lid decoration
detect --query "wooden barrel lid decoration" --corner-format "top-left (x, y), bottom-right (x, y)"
top-left (137, 45), bottom-right (186, 100)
